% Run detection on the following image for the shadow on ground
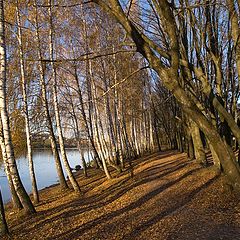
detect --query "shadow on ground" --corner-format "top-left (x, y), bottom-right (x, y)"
top-left (5, 151), bottom-right (240, 240)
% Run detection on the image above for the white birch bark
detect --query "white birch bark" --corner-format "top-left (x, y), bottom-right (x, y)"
top-left (34, 1), bottom-right (68, 189)
top-left (48, 0), bottom-right (80, 193)
top-left (16, 2), bottom-right (39, 203)
top-left (0, 121), bottom-right (22, 210)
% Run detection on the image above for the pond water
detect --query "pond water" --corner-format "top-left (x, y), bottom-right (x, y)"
top-left (0, 148), bottom-right (92, 203)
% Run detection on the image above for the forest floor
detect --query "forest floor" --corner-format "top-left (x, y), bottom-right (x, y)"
top-left (2, 150), bottom-right (240, 240)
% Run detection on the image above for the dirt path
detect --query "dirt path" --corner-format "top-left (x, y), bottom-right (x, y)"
top-left (3, 151), bottom-right (240, 240)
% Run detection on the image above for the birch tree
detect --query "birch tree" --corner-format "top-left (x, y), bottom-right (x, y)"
top-left (16, 0), bottom-right (39, 203)
top-left (33, 0), bottom-right (68, 190)
top-left (0, 0), bottom-right (35, 214)
top-left (48, 0), bottom-right (81, 194)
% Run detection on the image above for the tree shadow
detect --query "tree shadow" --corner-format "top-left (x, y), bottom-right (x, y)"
top-left (132, 150), bottom-right (180, 168)
top-left (14, 153), bottom-right (190, 234)
top-left (121, 175), bottom-right (220, 240)
top-left (50, 165), bottom-right (202, 240)
top-left (167, 222), bottom-right (240, 240)
top-left (12, 153), bottom-right (188, 231)
top-left (11, 151), bottom-right (206, 240)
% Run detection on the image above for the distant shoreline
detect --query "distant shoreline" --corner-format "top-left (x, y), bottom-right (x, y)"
top-left (32, 147), bottom-right (79, 150)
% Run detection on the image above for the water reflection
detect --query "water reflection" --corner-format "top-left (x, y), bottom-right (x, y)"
top-left (0, 148), bottom-right (91, 203)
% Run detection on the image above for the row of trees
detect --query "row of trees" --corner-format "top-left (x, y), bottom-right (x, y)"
top-left (1, 0), bottom-right (240, 236)
top-left (0, 0), bottom-right (173, 233)
top-left (95, 0), bottom-right (240, 180)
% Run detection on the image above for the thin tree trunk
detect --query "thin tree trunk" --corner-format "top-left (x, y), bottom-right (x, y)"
top-left (148, 80), bottom-right (161, 152)
top-left (102, 70), bottom-right (118, 165)
top-left (77, 141), bottom-right (88, 177)
top-left (227, 0), bottom-right (240, 86)
top-left (187, 132), bottom-right (195, 160)
top-left (73, 67), bottom-right (101, 168)
top-left (82, 16), bottom-right (100, 168)
top-left (92, 91), bottom-right (112, 179)
top-left (34, 1), bottom-right (68, 190)
top-left (112, 48), bottom-right (124, 167)
top-left (67, 91), bottom-right (88, 177)
top-left (48, 0), bottom-right (80, 194)
top-left (16, 2), bottom-right (39, 203)
top-left (149, 112), bottom-right (155, 151)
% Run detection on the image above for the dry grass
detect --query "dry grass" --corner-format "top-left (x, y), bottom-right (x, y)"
top-left (2, 150), bottom-right (240, 240)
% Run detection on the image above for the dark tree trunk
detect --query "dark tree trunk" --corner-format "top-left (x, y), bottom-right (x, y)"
top-left (188, 135), bottom-right (195, 160)
top-left (0, 189), bottom-right (8, 236)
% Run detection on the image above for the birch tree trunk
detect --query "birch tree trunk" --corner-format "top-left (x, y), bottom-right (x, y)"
top-left (112, 48), bottom-right (124, 167)
top-left (0, 0), bottom-right (35, 214)
top-left (72, 65), bottom-right (101, 168)
top-left (48, 0), bottom-right (80, 194)
top-left (149, 112), bottom-right (155, 151)
top-left (0, 122), bottom-right (22, 210)
top-left (102, 66), bottom-right (118, 165)
top-left (52, 82), bottom-right (81, 193)
top-left (95, 104), bottom-right (112, 178)
top-left (91, 85), bottom-right (112, 179)
top-left (82, 16), bottom-right (99, 168)
top-left (67, 91), bottom-right (88, 177)
top-left (34, 1), bottom-right (68, 190)
top-left (16, 2), bottom-right (39, 204)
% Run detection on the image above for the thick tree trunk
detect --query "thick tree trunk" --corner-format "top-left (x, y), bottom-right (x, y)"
top-left (166, 73), bottom-right (240, 188)
top-left (182, 61), bottom-right (240, 147)
top-left (0, 126), bottom-right (22, 210)
top-left (208, 140), bottom-right (221, 168)
top-left (190, 120), bottom-right (207, 164)
top-left (180, 88), bottom-right (240, 188)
